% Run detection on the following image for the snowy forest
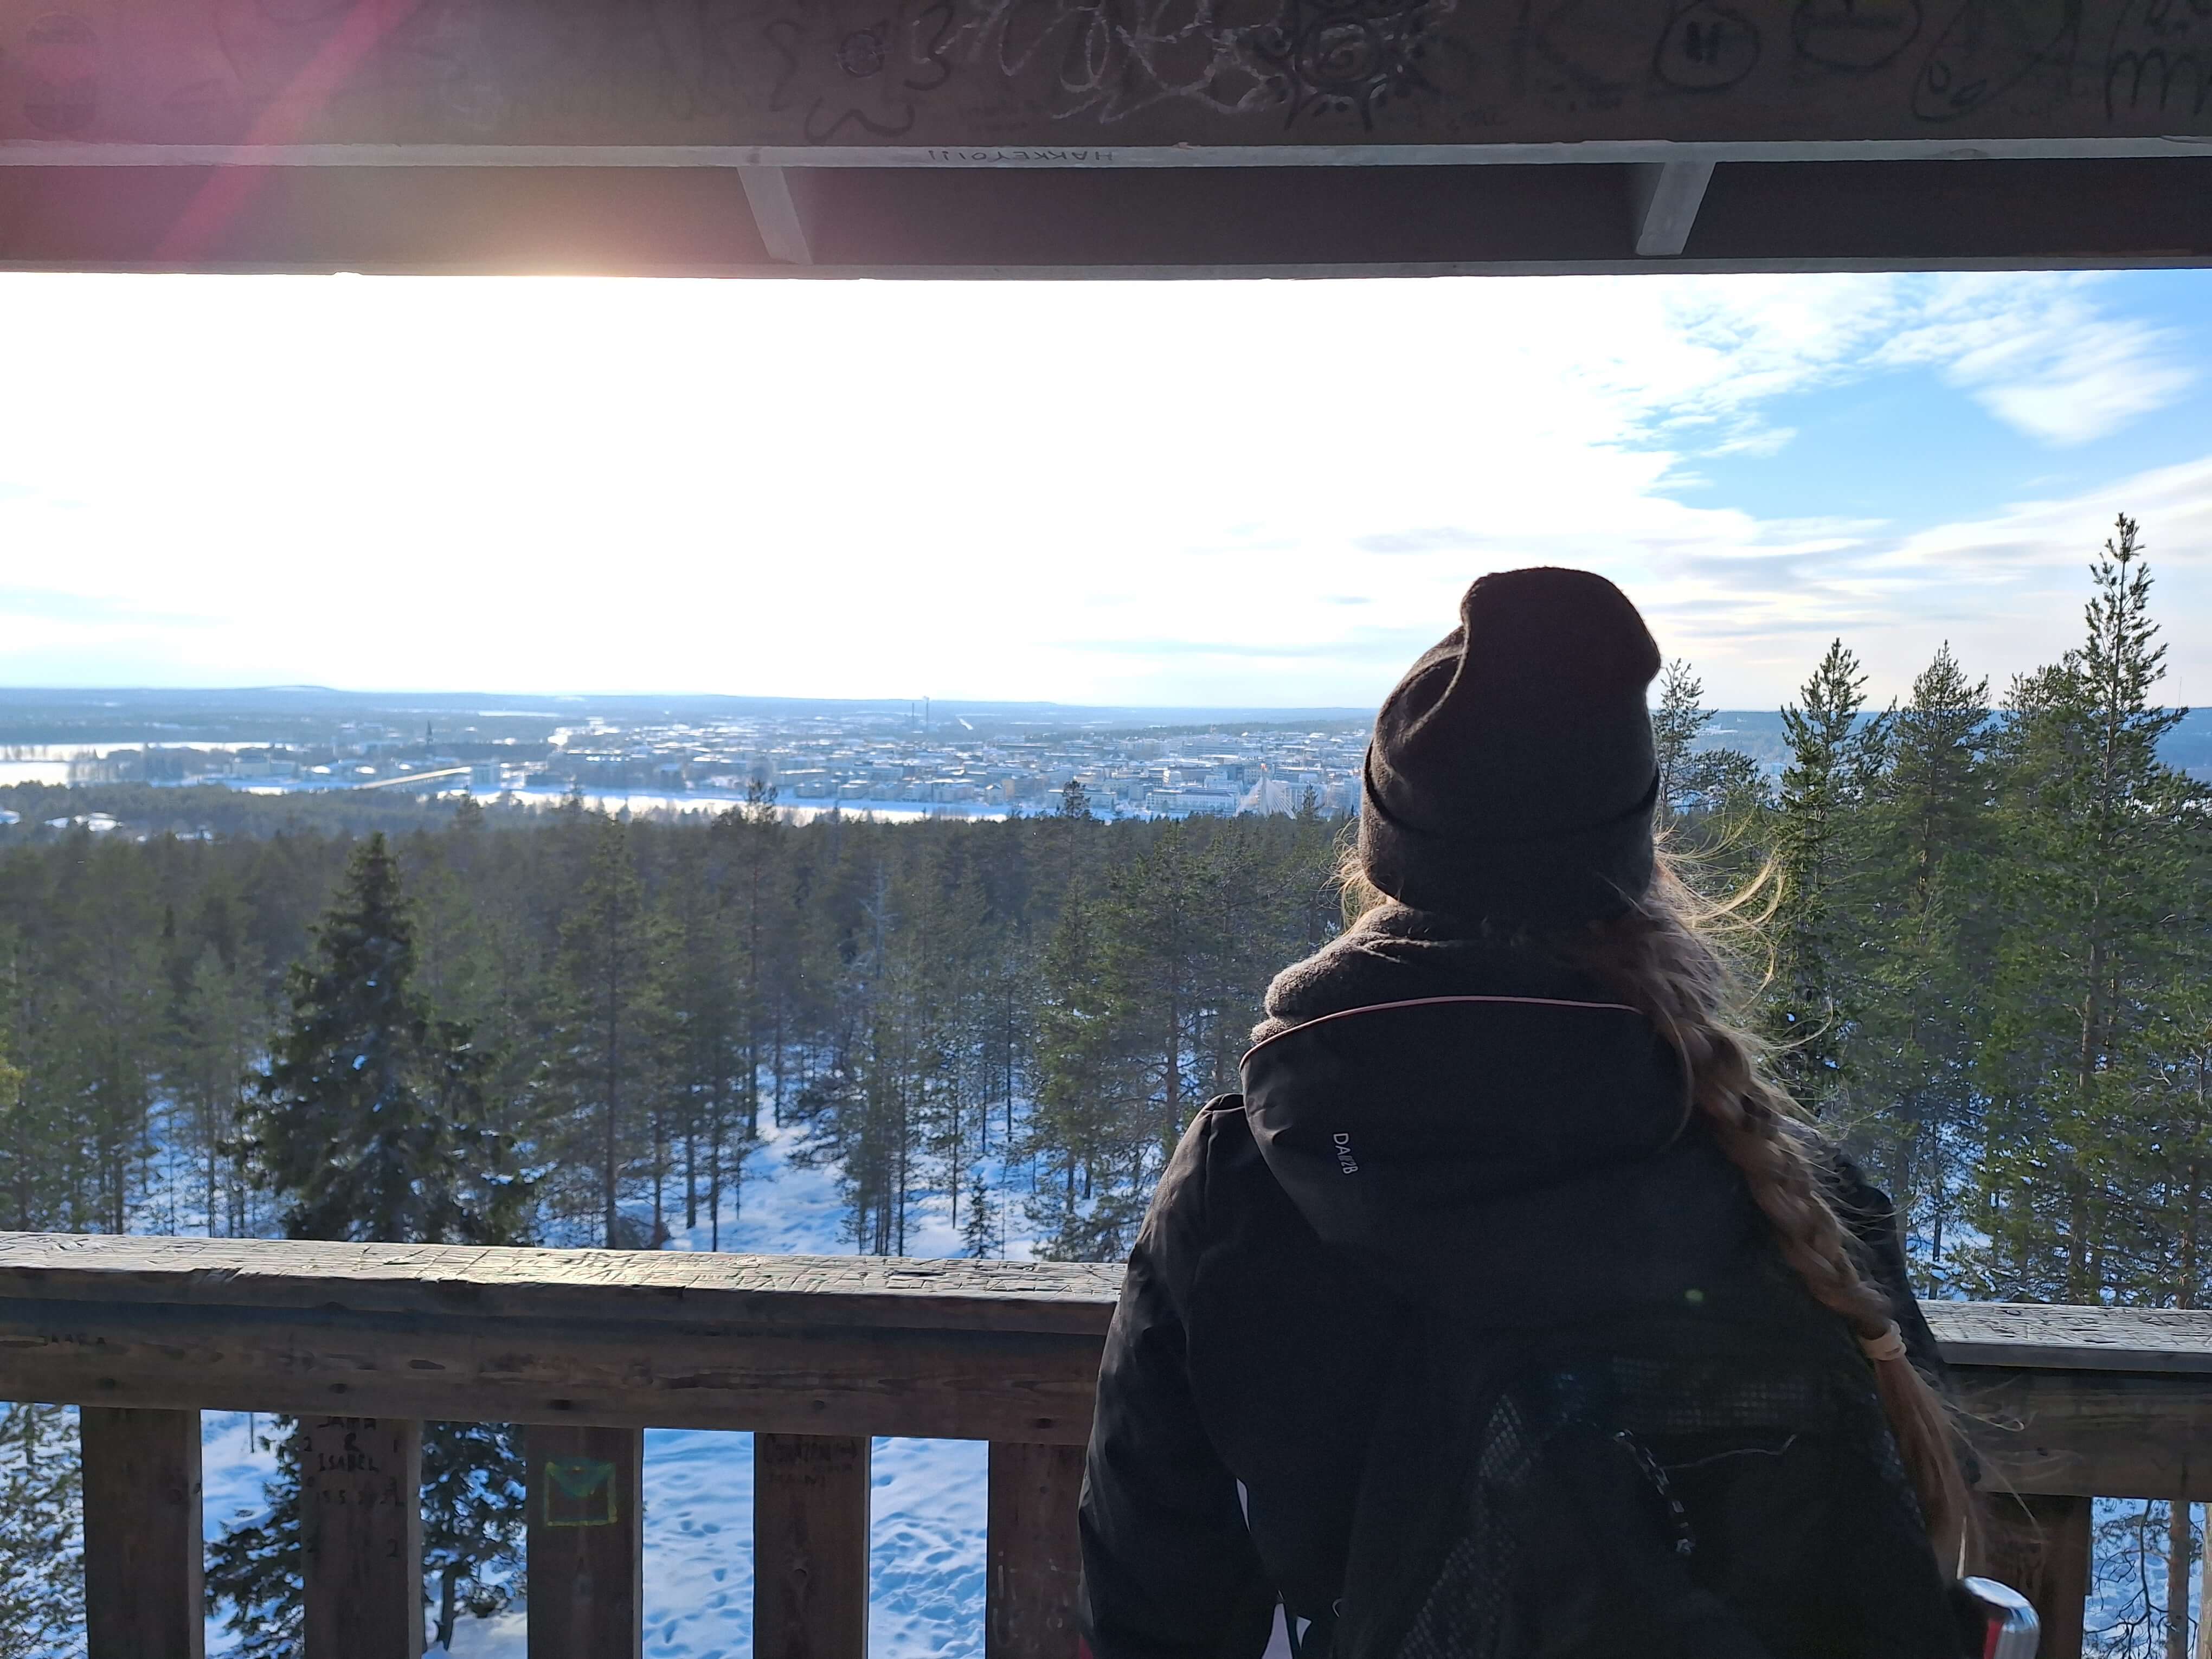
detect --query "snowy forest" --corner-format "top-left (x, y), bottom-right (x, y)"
top-left (0, 519), bottom-right (2207, 1655)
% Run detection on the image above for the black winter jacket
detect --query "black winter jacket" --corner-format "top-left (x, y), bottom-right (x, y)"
top-left (1076, 907), bottom-right (1944, 1659)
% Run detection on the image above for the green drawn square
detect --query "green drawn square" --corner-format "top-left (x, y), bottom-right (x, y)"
top-left (542, 1457), bottom-right (619, 1528)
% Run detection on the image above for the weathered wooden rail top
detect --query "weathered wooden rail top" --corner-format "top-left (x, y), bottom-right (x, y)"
top-left (0, 1230), bottom-right (2204, 1371)
top-left (1928, 1301), bottom-right (2212, 1376)
top-left (6, 1233), bottom-right (2212, 1656)
top-left (0, 1232), bottom-right (1127, 1445)
top-left (0, 1232), bottom-right (1127, 1333)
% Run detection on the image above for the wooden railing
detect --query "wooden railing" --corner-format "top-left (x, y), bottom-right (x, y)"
top-left (0, 1236), bottom-right (2207, 1658)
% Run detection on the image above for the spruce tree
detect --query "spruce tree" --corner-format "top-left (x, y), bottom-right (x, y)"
top-left (1855, 644), bottom-right (1995, 1282)
top-left (204, 1426), bottom-right (303, 1659)
top-left (962, 1167), bottom-right (998, 1258)
top-left (213, 833), bottom-right (530, 1656)
top-left (246, 832), bottom-right (526, 1245)
top-left (0, 1401), bottom-right (81, 1658)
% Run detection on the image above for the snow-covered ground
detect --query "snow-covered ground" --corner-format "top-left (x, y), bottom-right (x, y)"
top-left (201, 1122), bottom-right (1019, 1658)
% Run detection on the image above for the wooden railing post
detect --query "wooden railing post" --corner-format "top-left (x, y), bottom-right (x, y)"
top-left (527, 1423), bottom-right (644, 1659)
top-left (755, 1432), bottom-right (872, 1659)
top-left (81, 1406), bottom-right (203, 1659)
top-left (301, 1415), bottom-right (423, 1659)
top-left (986, 1441), bottom-right (1085, 1659)
top-left (2023, 1495), bottom-right (2092, 1659)
top-left (1985, 1492), bottom-right (2093, 1659)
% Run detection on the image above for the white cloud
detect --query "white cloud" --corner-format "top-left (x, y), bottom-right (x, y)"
top-left (1606, 271), bottom-right (2194, 452)
top-left (1632, 457), bottom-right (2212, 705)
top-left (0, 270), bottom-right (2201, 708)
top-left (1872, 274), bottom-right (2194, 446)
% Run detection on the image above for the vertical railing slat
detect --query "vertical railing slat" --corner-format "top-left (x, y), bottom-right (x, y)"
top-left (754, 1432), bottom-right (872, 1659)
top-left (2025, 1494), bottom-right (2094, 1659)
top-left (81, 1405), bottom-right (204, 1659)
top-left (1987, 1491), bottom-right (2093, 1659)
top-left (986, 1441), bottom-right (1085, 1659)
top-left (301, 1415), bottom-right (424, 1659)
top-left (527, 1423), bottom-right (644, 1659)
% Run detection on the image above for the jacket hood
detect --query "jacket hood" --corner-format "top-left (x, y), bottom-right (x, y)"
top-left (1252, 903), bottom-right (1607, 1046)
top-left (1239, 989), bottom-right (1759, 1319)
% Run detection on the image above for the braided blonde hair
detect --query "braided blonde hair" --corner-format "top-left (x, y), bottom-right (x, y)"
top-left (1569, 858), bottom-right (1976, 1572)
top-left (1338, 848), bottom-right (1977, 1571)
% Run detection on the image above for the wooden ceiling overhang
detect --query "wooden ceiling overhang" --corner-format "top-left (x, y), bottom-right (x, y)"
top-left (1, 0), bottom-right (2208, 276)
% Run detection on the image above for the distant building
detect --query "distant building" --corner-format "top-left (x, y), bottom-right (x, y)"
top-left (1144, 788), bottom-right (1239, 817)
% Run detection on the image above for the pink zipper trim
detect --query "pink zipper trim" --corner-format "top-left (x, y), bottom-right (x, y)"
top-left (1242, 992), bottom-right (1642, 1063)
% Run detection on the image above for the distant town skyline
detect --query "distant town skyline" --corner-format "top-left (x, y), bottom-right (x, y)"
top-left (4, 268), bottom-right (2207, 710)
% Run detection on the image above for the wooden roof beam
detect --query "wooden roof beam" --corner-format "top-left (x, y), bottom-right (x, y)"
top-left (739, 167), bottom-right (813, 268)
top-left (1629, 160), bottom-right (1717, 259)
top-left (1, 0), bottom-right (2207, 274)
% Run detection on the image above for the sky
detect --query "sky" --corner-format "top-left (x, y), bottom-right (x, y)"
top-left (3, 267), bottom-right (2208, 711)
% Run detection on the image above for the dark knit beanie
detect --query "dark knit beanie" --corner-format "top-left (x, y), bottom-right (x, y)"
top-left (1358, 567), bottom-right (1662, 928)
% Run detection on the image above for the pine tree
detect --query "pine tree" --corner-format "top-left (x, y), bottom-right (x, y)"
top-left (1769, 639), bottom-right (1886, 1112)
top-left (1022, 896), bottom-right (1130, 1259)
top-left (65, 839), bottom-right (164, 1233)
top-left (0, 937), bottom-right (62, 1233)
top-left (657, 841), bottom-right (741, 1244)
top-left (1025, 824), bottom-right (1281, 1259)
top-left (0, 1017), bottom-right (70, 1656)
top-left (1653, 658), bottom-right (1712, 822)
top-left (2155, 975), bottom-right (2212, 1314)
top-left (1647, 658), bottom-right (1767, 850)
top-left (213, 833), bottom-right (531, 1656)
top-left (541, 814), bottom-right (661, 1248)
top-left (906, 848), bottom-right (995, 1242)
top-left (169, 944), bottom-right (264, 1236)
top-left (805, 860), bottom-right (919, 1253)
top-left (1973, 517), bottom-right (2203, 1302)
top-left (735, 781), bottom-right (781, 1144)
